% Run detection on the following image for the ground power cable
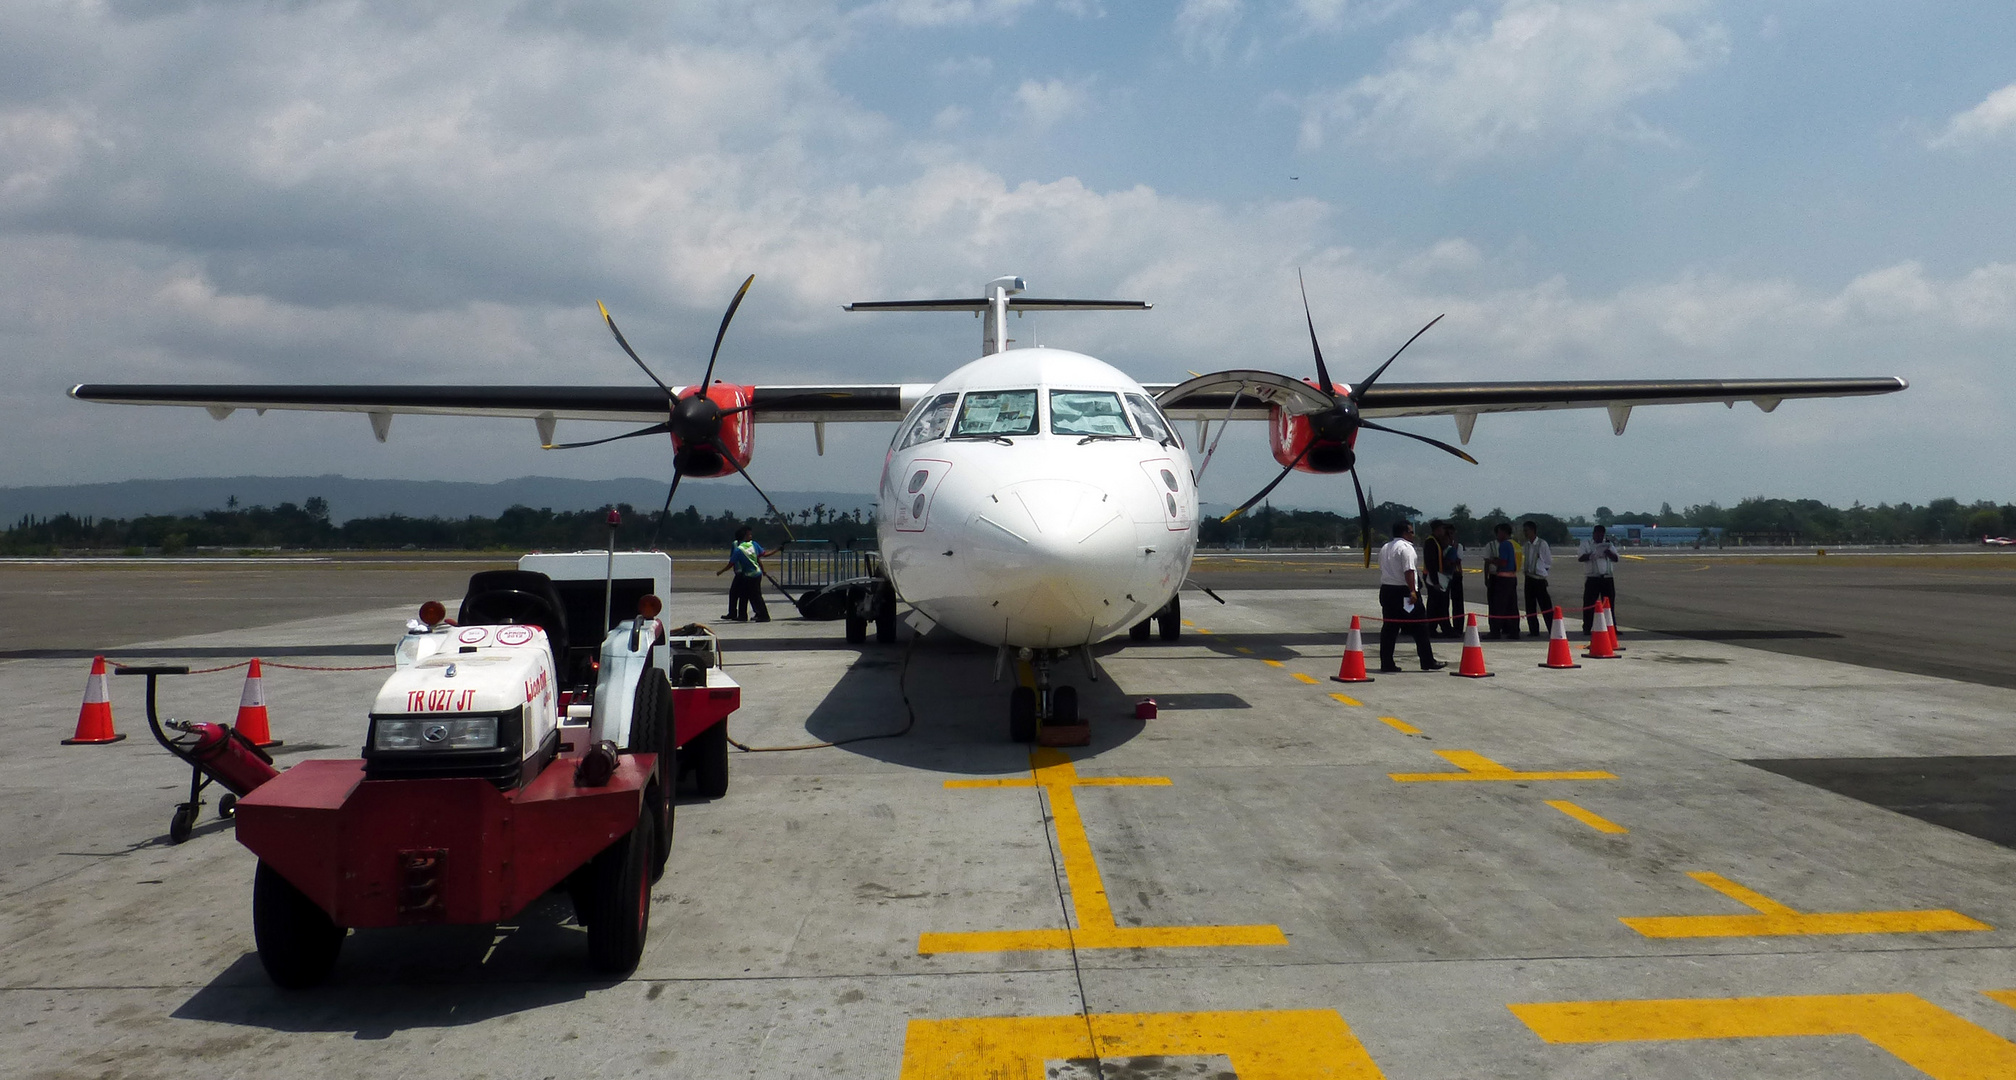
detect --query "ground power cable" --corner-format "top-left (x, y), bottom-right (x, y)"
top-left (723, 626), bottom-right (918, 753)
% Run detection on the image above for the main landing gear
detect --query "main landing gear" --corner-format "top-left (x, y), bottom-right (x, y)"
top-left (1003, 646), bottom-right (1092, 743)
top-left (1128, 595), bottom-right (1182, 642)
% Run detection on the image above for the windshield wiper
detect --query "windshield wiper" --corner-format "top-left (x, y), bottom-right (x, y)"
top-left (1076, 434), bottom-right (1138, 445)
top-left (950, 433), bottom-right (1016, 445)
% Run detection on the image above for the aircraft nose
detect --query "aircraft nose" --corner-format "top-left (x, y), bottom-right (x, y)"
top-left (971, 478), bottom-right (1139, 638)
top-left (982, 478), bottom-right (1131, 558)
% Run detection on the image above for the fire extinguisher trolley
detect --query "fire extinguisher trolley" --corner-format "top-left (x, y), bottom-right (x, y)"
top-left (122, 665), bottom-right (282, 845)
top-left (231, 538), bottom-right (740, 988)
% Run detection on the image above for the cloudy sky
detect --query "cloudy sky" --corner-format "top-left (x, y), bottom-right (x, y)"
top-left (5, 0), bottom-right (2012, 518)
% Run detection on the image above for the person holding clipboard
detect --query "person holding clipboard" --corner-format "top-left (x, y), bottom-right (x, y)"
top-left (1377, 521), bottom-right (1446, 673)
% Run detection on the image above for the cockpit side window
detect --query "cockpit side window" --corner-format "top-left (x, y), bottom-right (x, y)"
top-left (1124, 393), bottom-right (1179, 447)
top-left (898, 393), bottom-right (959, 449)
top-left (953, 389), bottom-right (1039, 437)
top-left (1049, 390), bottom-right (1134, 437)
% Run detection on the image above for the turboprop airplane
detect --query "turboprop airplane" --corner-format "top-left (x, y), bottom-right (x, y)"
top-left (70, 274), bottom-right (1907, 740)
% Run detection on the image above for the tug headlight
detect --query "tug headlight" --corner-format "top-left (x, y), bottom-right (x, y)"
top-left (374, 716), bottom-right (500, 751)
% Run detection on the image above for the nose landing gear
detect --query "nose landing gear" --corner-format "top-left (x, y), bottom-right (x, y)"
top-left (1005, 648), bottom-right (1087, 743)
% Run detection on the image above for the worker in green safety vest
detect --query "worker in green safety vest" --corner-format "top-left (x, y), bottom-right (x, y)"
top-left (715, 525), bottom-right (771, 622)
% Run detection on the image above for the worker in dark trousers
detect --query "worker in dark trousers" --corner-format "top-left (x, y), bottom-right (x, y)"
top-left (1377, 521), bottom-right (1445, 673)
top-left (715, 525), bottom-right (771, 622)
top-left (1422, 520), bottom-right (1451, 637)
top-left (1441, 529), bottom-right (1466, 637)
top-left (1484, 522), bottom-right (1520, 639)
top-left (1522, 520), bottom-right (1554, 635)
top-left (1578, 524), bottom-right (1620, 638)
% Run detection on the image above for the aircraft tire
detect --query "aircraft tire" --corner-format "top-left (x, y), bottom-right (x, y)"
top-left (1158, 596), bottom-right (1182, 641)
top-left (845, 616), bottom-right (868, 644)
top-left (585, 803), bottom-right (651, 976)
top-left (253, 860), bottom-right (345, 989)
top-left (1052, 685), bottom-right (1079, 725)
top-left (1129, 619), bottom-right (1151, 641)
top-left (1009, 687), bottom-right (1037, 743)
top-left (875, 590), bottom-right (899, 644)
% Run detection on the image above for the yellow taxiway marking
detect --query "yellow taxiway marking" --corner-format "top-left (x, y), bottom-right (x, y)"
top-left (1389, 749), bottom-right (1616, 783)
top-left (1987, 989), bottom-right (2016, 1010)
top-left (1235, 645), bottom-right (1254, 654)
top-left (1546, 799), bottom-right (1628, 834)
top-left (1511, 993), bottom-right (2016, 1080)
top-left (1263, 658), bottom-right (1285, 668)
top-left (1377, 716), bottom-right (1421, 734)
top-left (901, 1009), bottom-right (1386, 1079)
top-left (1328, 692), bottom-right (1363, 707)
top-left (925, 749), bottom-right (1287, 954)
top-left (1620, 871), bottom-right (1992, 938)
top-left (1291, 671), bottom-right (1320, 684)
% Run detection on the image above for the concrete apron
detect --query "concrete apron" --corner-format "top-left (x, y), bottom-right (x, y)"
top-left (1, 588), bottom-right (2014, 1078)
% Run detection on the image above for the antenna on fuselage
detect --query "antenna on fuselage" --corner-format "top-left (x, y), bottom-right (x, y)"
top-left (844, 277), bottom-right (1152, 357)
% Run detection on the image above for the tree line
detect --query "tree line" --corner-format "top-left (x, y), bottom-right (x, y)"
top-left (1, 493), bottom-right (2008, 555)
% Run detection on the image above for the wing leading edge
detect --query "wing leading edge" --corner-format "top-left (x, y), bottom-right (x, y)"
top-left (67, 384), bottom-right (932, 425)
top-left (1152, 376), bottom-right (1909, 423)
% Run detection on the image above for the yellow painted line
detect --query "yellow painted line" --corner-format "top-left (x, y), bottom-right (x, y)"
top-left (1328, 692), bottom-right (1363, 707)
top-left (1263, 658), bottom-right (1285, 668)
top-left (925, 748), bottom-right (1284, 954)
top-left (1546, 799), bottom-right (1628, 834)
top-left (1291, 672), bottom-right (1320, 684)
top-left (1235, 645), bottom-right (1254, 654)
top-left (1510, 993), bottom-right (2016, 1080)
top-left (1378, 716), bottom-right (1420, 734)
top-left (1389, 749), bottom-right (1616, 783)
top-left (1988, 989), bottom-right (2016, 1010)
top-left (901, 1009), bottom-right (1386, 1078)
top-left (1619, 871), bottom-right (1992, 938)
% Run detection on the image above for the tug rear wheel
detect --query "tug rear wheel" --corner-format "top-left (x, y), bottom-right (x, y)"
top-left (1009, 687), bottom-right (1037, 744)
top-left (585, 803), bottom-right (652, 975)
top-left (690, 720), bottom-right (730, 799)
top-left (253, 861), bottom-right (345, 989)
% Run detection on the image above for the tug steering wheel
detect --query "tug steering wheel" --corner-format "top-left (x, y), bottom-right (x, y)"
top-left (460, 588), bottom-right (566, 637)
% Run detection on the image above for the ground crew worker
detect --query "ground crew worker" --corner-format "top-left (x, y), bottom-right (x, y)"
top-left (716, 525), bottom-right (771, 622)
top-left (1522, 520), bottom-right (1554, 635)
top-left (1377, 521), bottom-right (1445, 673)
top-left (1484, 522), bottom-right (1520, 639)
top-left (1578, 523), bottom-right (1620, 638)
top-left (1440, 527), bottom-right (1466, 637)
top-left (1422, 520), bottom-right (1451, 637)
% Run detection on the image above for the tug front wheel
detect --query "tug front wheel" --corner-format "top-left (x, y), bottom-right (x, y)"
top-left (253, 861), bottom-right (345, 989)
top-left (584, 803), bottom-right (652, 976)
top-left (628, 672), bottom-right (674, 882)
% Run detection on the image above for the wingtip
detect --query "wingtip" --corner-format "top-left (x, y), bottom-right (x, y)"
top-left (1893, 376), bottom-right (1910, 391)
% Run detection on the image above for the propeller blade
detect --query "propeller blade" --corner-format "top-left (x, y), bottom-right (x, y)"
top-left (596, 301), bottom-right (676, 399)
top-left (1359, 418), bottom-right (1479, 464)
top-left (1350, 466), bottom-right (1371, 555)
top-left (1297, 270), bottom-right (1335, 397)
top-left (700, 274), bottom-right (756, 390)
top-left (647, 468), bottom-right (685, 549)
top-left (717, 390), bottom-right (854, 417)
top-left (1220, 440), bottom-right (1313, 522)
top-left (1352, 313), bottom-right (1444, 398)
top-left (543, 421), bottom-right (673, 450)
top-left (724, 453), bottom-right (796, 542)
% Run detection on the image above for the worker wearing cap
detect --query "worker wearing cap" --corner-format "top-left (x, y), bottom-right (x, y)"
top-left (1522, 520), bottom-right (1554, 635)
top-left (1377, 521), bottom-right (1445, 673)
top-left (1578, 524), bottom-right (1620, 639)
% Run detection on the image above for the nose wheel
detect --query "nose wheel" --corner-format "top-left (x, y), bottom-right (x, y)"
top-left (1006, 650), bottom-right (1085, 743)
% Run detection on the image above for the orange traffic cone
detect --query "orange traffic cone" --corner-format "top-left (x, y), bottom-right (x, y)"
top-left (1583, 601), bottom-right (1618, 659)
top-left (1602, 599), bottom-right (1625, 653)
top-left (1332, 616), bottom-right (1375, 683)
top-left (1539, 607), bottom-right (1581, 669)
top-left (64, 655), bottom-right (126, 745)
top-left (234, 658), bottom-right (281, 748)
top-left (1450, 613), bottom-right (1494, 678)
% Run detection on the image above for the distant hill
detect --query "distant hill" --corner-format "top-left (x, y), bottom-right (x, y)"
top-left (0, 475), bottom-right (876, 525)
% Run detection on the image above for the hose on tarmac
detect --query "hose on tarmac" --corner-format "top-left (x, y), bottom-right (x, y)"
top-left (723, 626), bottom-right (918, 753)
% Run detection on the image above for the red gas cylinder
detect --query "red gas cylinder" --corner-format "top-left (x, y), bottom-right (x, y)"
top-left (1135, 698), bottom-right (1158, 721)
top-left (184, 722), bottom-right (282, 795)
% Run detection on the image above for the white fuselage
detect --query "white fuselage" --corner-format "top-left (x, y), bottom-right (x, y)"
top-left (876, 348), bottom-right (1198, 649)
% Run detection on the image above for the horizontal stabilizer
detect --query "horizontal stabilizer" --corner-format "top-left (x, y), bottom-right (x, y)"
top-left (845, 298), bottom-right (1151, 312)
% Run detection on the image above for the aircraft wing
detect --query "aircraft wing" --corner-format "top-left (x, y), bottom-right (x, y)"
top-left (67, 383), bottom-right (932, 429)
top-left (1151, 376), bottom-right (1908, 430)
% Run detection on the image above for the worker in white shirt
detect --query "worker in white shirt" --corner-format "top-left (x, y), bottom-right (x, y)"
top-left (1377, 520), bottom-right (1446, 672)
top-left (1522, 520), bottom-right (1554, 635)
top-left (1577, 524), bottom-right (1621, 638)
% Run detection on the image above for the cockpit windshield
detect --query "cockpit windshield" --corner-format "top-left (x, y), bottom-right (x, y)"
top-left (1049, 390), bottom-right (1134, 437)
top-left (1124, 393), bottom-right (1178, 446)
top-left (953, 390), bottom-right (1039, 437)
top-left (898, 392), bottom-right (958, 449)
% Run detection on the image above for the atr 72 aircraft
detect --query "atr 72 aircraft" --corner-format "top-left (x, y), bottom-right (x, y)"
top-left (72, 274), bottom-right (1906, 739)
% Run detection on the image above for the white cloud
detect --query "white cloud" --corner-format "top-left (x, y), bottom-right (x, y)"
top-left (870, 0), bottom-right (1038, 27)
top-left (1928, 82), bottom-right (2016, 150)
top-left (1012, 78), bottom-right (1090, 131)
top-left (1175, 0), bottom-right (1243, 60)
top-left (1301, 0), bottom-right (1727, 163)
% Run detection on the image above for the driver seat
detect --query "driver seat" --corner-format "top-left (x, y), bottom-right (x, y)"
top-left (457, 570), bottom-right (571, 662)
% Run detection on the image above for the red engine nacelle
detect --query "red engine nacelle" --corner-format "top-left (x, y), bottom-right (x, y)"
top-left (670, 383), bottom-right (756, 477)
top-left (1269, 400), bottom-right (1357, 475)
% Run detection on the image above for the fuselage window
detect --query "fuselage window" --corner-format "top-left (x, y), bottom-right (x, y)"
top-left (1125, 393), bottom-right (1179, 447)
top-left (1049, 390), bottom-right (1134, 437)
top-left (953, 389), bottom-right (1039, 437)
top-left (898, 393), bottom-right (959, 450)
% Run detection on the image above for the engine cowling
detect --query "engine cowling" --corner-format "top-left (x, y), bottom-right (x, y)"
top-left (669, 382), bottom-right (756, 478)
top-left (1269, 394), bottom-right (1357, 475)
